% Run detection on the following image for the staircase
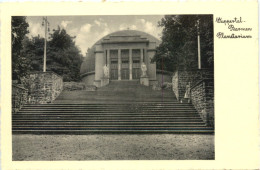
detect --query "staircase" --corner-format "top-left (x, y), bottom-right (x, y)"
top-left (54, 80), bottom-right (177, 103)
top-left (12, 81), bottom-right (214, 134)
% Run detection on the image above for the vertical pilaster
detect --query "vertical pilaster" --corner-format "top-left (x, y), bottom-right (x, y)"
top-left (129, 49), bottom-right (132, 80)
top-left (118, 49), bottom-right (121, 80)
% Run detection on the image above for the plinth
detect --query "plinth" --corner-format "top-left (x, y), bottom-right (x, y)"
top-left (140, 76), bottom-right (149, 86)
top-left (101, 77), bottom-right (109, 87)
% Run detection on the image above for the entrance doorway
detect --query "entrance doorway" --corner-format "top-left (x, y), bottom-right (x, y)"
top-left (110, 50), bottom-right (118, 80)
top-left (121, 49), bottom-right (129, 80)
top-left (132, 49), bottom-right (141, 79)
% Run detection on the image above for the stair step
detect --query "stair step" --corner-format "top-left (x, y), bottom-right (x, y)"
top-left (12, 119), bottom-right (204, 123)
top-left (12, 124), bottom-right (207, 127)
top-left (13, 130), bottom-right (213, 134)
top-left (16, 113), bottom-right (199, 116)
top-left (12, 120), bottom-right (205, 123)
top-left (14, 112), bottom-right (200, 115)
top-left (23, 104), bottom-right (191, 107)
top-left (12, 127), bottom-right (213, 130)
top-left (21, 107), bottom-right (195, 109)
top-left (13, 81), bottom-right (212, 134)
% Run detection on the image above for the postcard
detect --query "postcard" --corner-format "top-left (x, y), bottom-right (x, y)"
top-left (1, 1), bottom-right (259, 170)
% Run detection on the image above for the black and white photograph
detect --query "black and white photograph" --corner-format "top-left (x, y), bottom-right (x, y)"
top-left (11, 15), bottom-right (215, 160)
top-left (1, 1), bottom-right (259, 169)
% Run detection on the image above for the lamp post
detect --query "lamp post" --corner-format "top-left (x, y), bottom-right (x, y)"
top-left (42, 17), bottom-right (49, 72)
top-left (196, 19), bottom-right (201, 69)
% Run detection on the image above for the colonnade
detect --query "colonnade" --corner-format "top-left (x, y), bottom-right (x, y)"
top-left (105, 48), bottom-right (145, 80)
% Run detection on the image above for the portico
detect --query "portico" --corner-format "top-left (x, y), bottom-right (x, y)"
top-left (80, 30), bottom-right (159, 87)
top-left (104, 48), bottom-right (146, 80)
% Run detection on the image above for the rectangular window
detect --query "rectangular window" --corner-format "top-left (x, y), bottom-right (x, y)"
top-left (122, 60), bottom-right (129, 64)
top-left (133, 60), bottom-right (139, 63)
top-left (110, 50), bottom-right (118, 59)
top-left (132, 49), bottom-right (141, 58)
top-left (121, 49), bottom-right (129, 59)
top-left (111, 60), bottom-right (118, 64)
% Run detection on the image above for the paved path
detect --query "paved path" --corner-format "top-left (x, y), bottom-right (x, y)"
top-left (13, 134), bottom-right (214, 160)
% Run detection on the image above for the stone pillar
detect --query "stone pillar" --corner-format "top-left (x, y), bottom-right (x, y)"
top-left (140, 48), bottom-right (144, 63)
top-left (144, 48), bottom-right (148, 66)
top-left (118, 49), bottom-right (121, 80)
top-left (94, 44), bottom-right (104, 87)
top-left (129, 49), bottom-right (133, 80)
top-left (107, 49), bottom-right (110, 78)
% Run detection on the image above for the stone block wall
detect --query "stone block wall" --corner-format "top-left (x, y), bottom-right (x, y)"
top-left (172, 69), bottom-right (213, 101)
top-left (156, 72), bottom-right (172, 87)
top-left (191, 79), bottom-right (214, 127)
top-left (22, 72), bottom-right (63, 104)
top-left (12, 84), bottom-right (28, 113)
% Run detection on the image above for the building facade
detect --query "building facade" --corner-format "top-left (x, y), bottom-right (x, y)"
top-left (80, 30), bottom-right (161, 87)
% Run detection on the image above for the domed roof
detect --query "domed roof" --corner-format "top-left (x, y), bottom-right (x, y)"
top-left (95, 30), bottom-right (161, 45)
top-left (80, 30), bottom-right (161, 75)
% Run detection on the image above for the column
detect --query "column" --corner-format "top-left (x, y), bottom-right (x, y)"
top-left (107, 49), bottom-right (110, 78)
top-left (129, 49), bottom-right (133, 80)
top-left (144, 48), bottom-right (148, 70)
top-left (118, 49), bottom-right (121, 80)
top-left (140, 48), bottom-right (144, 64)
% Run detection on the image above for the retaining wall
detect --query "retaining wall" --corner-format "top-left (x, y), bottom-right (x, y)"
top-left (12, 84), bottom-right (28, 113)
top-left (190, 78), bottom-right (214, 127)
top-left (172, 69), bottom-right (213, 101)
top-left (22, 72), bottom-right (63, 104)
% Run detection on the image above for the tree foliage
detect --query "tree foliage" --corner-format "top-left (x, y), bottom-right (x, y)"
top-left (47, 27), bottom-right (82, 81)
top-left (12, 16), bottom-right (29, 82)
top-left (153, 15), bottom-right (214, 72)
top-left (19, 26), bottom-right (83, 81)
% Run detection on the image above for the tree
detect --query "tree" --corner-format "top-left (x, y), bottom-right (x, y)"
top-left (21, 26), bottom-right (83, 81)
top-left (12, 16), bottom-right (29, 82)
top-left (21, 36), bottom-right (45, 71)
top-left (47, 27), bottom-right (82, 81)
top-left (153, 15), bottom-right (214, 72)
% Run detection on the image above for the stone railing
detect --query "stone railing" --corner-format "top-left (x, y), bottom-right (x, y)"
top-left (12, 84), bottom-right (28, 113)
top-left (21, 71), bottom-right (63, 104)
top-left (190, 78), bottom-right (214, 127)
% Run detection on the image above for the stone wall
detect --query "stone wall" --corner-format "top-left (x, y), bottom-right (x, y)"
top-left (172, 69), bottom-right (213, 101)
top-left (64, 82), bottom-right (86, 91)
top-left (156, 71), bottom-right (172, 87)
top-left (12, 84), bottom-right (28, 113)
top-left (22, 72), bottom-right (63, 104)
top-left (81, 72), bottom-right (95, 86)
top-left (64, 81), bottom-right (97, 91)
top-left (191, 78), bottom-right (214, 127)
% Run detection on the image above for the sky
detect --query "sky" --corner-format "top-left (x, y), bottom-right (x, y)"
top-left (26, 15), bottom-right (164, 56)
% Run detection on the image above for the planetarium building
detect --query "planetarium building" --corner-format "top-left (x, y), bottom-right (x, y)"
top-left (80, 30), bottom-right (161, 87)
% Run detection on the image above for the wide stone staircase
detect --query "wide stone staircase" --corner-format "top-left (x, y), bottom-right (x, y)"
top-left (12, 80), bottom-right (214, 134)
